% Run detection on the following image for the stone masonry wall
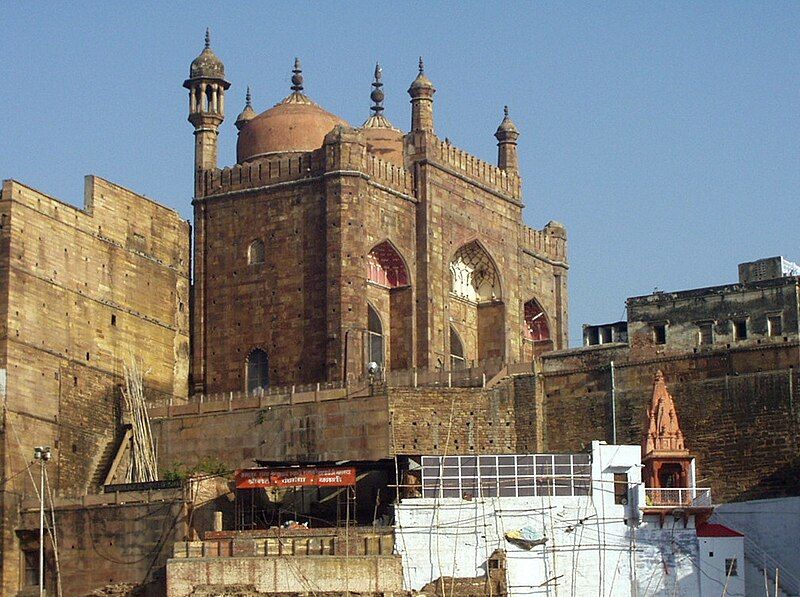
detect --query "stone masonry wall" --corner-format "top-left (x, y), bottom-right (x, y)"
top-left (0, 176), bottom-right (189, 595)
top-left (540, 341), bottom-right (800, 503)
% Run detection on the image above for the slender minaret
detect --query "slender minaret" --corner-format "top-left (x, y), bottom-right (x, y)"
top-left (183, 29), bottom-right (230, 195)
top-left (495, 106), bottom-right (520, 172)
top-left (408, 57), bottom-right (435, 132)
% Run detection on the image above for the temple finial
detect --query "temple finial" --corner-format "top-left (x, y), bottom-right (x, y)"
top-left (504, 105), bottom-right (509, 118)
top-left (245, 86), bottom-right (252, 107)
top-left (291, 58), bottom-right (304, 93)
top-left (205, 28), bottom-right (211, 49)
top-left (418, 56), bottom-right (424, 75)
top-left (370, 62), bottom-right (385, 115)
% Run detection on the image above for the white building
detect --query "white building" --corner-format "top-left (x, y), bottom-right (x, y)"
top-left (395, 441), bottom-right (745, 596)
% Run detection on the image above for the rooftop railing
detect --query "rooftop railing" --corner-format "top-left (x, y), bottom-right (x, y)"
top-left (644, 487), bottom-right (712, 509)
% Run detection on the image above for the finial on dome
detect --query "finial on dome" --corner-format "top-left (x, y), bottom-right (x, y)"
top-left (205, 28), bottom-right (211, 49)
top-left (370, 62), bottom-right (385, 115)
top-left (504, 105), bottom-right (509, 118)
top-left (418, 57), bottom-right (424, 75)
top-left (245, 85), bottom-right (252, 107)
top-left (235, 85), bottom-right (256, 130)
top-left (291, 58), bottom-right (304, 93)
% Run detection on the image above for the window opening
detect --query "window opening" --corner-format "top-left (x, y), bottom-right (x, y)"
top-left (613, 472), bottom-right (628, 505)
top-left (523, 299), bottom-right (550, 341)
top-left (450, 326), bottom-right (466, 370)
top-left (23, 549), bottom-right (38, 587)
top-left (698, 322), bottom-right (712, 345)
top-left (733, 319), bottom-right (747, 341)
top-left (366, 241), bottom-right (408, 288)
top-left (768, 315), bottom-right (782, 337)
top-left (367, 305), bottom-right (384, 369)
top-left (653, 324), bottom-right (667, 345)
top-left (248, 239), bottom-right (265, 265)
top-left (725, 558), bottom-right (738, 577)
top-left (246, 349), bottom-right (269, 393)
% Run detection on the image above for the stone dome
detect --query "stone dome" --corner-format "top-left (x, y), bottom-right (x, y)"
top-left (236, 93), bottom-right (349, 162)
top-left (188, 31), bottom-right (225, 80)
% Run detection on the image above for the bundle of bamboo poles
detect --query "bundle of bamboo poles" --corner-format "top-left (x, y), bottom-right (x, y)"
top-left (121, 357), bottom-right (158, 483)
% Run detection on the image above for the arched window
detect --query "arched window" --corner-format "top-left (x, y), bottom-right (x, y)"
top-left (246, 349), bottom-right (269, 393)
top-left (524, 299), bottom-right (550, 341)
top-left (366, 241), bottom-right (408, 287)
top-left (450, 241), bottom-right (501, 303)
top-left (367, 304), bottom-right (384, 368)
top-left (450, 326), bottom-right (466, 370)
top-left (248, 239), bottom-right (265, 265)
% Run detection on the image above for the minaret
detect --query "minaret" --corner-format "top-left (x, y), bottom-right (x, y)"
top-left (495, 106), bottom-right (520, 172)
top-left (183, 29), bottom-right (230, 195)
top-left (408, 57), bottom-right (435, 132)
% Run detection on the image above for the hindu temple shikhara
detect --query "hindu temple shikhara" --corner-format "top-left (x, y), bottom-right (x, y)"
top-left (0, 29), bottom-right (796, 596)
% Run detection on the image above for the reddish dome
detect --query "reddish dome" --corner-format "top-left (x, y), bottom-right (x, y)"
top-left (236, 93), bottom-right (348, 163)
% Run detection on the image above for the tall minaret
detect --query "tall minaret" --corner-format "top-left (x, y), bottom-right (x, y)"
top-left (408, 57), bottom-right (435, 132)
top-left (495, 106), bottom-right (520, 172)
top-left (183, 29), bottom-right (230, 195)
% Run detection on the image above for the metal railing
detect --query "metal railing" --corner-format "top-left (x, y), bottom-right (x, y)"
top-left (644, 487), bottom-right (712, 508)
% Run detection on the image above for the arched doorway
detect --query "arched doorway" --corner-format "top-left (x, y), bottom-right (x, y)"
top-left (365, 241), bottom-right (412, 371)
top-left (449, 241), bottom-right (505, 363)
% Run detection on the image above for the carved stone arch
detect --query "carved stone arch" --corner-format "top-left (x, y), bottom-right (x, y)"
top-left (245, 347), bottom-right (269, 393)
top-left (449, 239), bottom-right (502, 303)
top-left (523, 298), bottom-right (551, 342)
top-left (367, 239), bottom-right (410, 288)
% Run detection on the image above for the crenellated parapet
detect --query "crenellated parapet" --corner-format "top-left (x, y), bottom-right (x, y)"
top-left (407, 131), bottom-right (522, 200)
top-left (522, 222), bottom-right (568, 266)
top-left (200, 150), bottom-right (326, 197)
top-left (364, 155), bottom-right (414, 196)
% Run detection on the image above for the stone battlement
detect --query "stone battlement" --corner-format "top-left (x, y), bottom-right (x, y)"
top-left (200, 151), bottom-right (414, 198)
top-left (409, 131), bottom-right (522, 200)
top-left (522, 224), bottom-right (567, 265)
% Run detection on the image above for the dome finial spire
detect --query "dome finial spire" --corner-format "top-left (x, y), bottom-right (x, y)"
top-left (418, 56), bottom-right (425, 75)
top-left (370, 62), bottom-right (385, 115)
top-left (245, 85), bottom-right (252, 107)
top-left (504, 105), bottom-right (509, 118)
top-left (204, 28), bottom-right (211, 49)
top-left (291, 58), bottom-right (304, 93)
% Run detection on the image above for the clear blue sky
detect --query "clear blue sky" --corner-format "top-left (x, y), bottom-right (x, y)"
top-left (3, 3), bottom-right (798, 345)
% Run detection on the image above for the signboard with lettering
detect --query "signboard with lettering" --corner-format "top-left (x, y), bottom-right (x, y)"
top-left (235, 467), bottom-right (356, 489)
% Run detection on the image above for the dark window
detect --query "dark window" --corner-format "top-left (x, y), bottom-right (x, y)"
top-left (698, 323), bottom-right (713, 345)
top-left (523, 299), bottom-right (550, 341)
top-left (23, 549), bottom-right (38, 587)
top-left (450, 326), bottom-right (466, 370)
top-left (613, 472), bottom-right (628, 505)
top-left (246, 349), bottom-right (269, 393)
top-left (600, 327), bottom-right (613, 344)
top-left (768, 315), bottom-right (782, 337)
top-left (367, 305), bottom-right (384, 369)
top-left (653, 324), bottom-right (667, 345)
top-left (111, 314), bottom-right (116, 326)
top-left (248, 240), bottom-right (265, 265)
top-left (725, 558), bottom-right (738, 577)
top-left (733, 319), bottom-right (747, 341)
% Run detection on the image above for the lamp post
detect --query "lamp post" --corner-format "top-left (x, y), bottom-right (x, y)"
top-left (33, 446), bottom-right (51, 597)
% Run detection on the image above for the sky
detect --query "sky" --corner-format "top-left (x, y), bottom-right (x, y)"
top-left (3, 2), bottom-right (799, 346)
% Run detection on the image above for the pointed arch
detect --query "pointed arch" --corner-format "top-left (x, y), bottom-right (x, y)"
top-left (449, 240), bottom-right (502, 303)
top-left (246, 348), bottom-right (269, 393)
top-left (367, 240), bottom-right (409, 288)
top-left (523, 298), bottom-right (550, 341)
top-left (450, 326), bottom-right (466, 370)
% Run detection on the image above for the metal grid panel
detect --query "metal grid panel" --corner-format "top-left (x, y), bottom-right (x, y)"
top-left (421, 453), bottom-right (591, 499)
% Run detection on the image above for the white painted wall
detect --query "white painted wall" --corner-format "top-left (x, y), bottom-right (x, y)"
top-left (395, 443), bottom-right (719, 596)
top-left (698, 535), bottom-right (746, 596)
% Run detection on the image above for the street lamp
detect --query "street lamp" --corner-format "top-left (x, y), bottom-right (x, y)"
top-left (33, 446), bottom-right (51, 597)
